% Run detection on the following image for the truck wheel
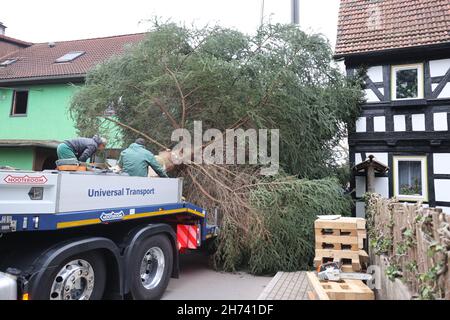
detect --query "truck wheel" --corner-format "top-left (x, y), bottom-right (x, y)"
top-left (35, 252), bottom-right (106, 300)
top-left (129, 234), bottom-right (173, 300)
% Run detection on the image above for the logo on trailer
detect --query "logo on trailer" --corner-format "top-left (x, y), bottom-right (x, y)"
top-left (100, 210), bottom-right (125, 222)
top-left (3, 175), bottom-right (48, 184)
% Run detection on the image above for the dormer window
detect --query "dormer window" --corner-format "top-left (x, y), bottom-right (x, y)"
top-left (0, 59), bottom-right (17, 67)
top-left (391, 64), bottom-right (424, 100)
top-left (55, 51), bottom-right (85, 63)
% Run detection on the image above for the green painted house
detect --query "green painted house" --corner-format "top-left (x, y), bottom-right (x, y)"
top-left (0, 27), bottom-right (144, 170)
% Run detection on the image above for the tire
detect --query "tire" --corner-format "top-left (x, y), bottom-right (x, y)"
top-left (33, 251), bottom-right (106, 300)
top-left (128, 234), bottom-right (173, 300)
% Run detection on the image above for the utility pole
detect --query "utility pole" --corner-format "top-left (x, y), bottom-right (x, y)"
top-left (260, 0), bottom-right (265, 27)
top-left (291, 0), bottom-right (299, 25)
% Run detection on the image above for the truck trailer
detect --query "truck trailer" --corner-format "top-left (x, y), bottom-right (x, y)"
top-left (0, 169), bottom-right (217, 300)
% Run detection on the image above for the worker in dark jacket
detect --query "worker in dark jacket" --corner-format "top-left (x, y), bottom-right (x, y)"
top-left (118, 138), bottom-right (168, 177)
top-left (57, 135), bottom-right (107, 162)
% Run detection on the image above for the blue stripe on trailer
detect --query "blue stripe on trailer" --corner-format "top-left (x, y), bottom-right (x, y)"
top-left (0, 202), bottom-right (206, 232)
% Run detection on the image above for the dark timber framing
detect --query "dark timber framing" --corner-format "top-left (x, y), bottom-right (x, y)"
top-left (343, 42), bottom-right (450, 216)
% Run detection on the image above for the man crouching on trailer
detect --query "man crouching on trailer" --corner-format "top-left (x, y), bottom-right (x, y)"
top-left (57, 135), bottom-right (107, 162)
top-left (118, 138), bottom-right (169, 178)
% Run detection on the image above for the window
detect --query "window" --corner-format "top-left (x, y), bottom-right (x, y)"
top-left (55, 51), bottom-right (85, 63)
top-left (393, 156), bottom-right (428, 201)
top-left (11, 90), bottom-right (29, 116)
top-left (391, 64), bottom-right (424, 100)
top-left (0, 59), bottom-right (17, 67)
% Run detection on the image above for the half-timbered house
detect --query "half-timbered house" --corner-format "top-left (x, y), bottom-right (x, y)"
top-left (335, 0), bottom-right (450, 216)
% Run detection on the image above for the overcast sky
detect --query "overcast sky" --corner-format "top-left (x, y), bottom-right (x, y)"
top-left (1, 0), bottom-right (340, 46)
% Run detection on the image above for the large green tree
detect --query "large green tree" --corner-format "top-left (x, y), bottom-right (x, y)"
top-left (70, 22), bottom-right (363, 274)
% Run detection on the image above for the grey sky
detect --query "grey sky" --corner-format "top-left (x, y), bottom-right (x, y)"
top-left (2, 0), bottom-right (340, 46)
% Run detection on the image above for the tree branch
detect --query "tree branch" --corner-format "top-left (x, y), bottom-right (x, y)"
top-left (129, 84), bottom-right (181, 129)
top-left (166, 67), bottom-right (187, 128)
top-left (102, 116), bottom-right (168, 150)
top-left (187, 168), bottom-right (221, 203)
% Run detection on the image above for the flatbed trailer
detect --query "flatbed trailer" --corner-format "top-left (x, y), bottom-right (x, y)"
top-left (0, 170), bottom-right (217, 300)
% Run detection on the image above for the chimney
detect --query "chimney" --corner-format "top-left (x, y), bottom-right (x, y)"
top-left (0, 22), bottom-right (6, 35)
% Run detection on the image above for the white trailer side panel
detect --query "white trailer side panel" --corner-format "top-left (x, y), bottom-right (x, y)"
top-left (57, 173), bottom-right (182, 213)
top-left (0, 171), bottom-right (58, 214)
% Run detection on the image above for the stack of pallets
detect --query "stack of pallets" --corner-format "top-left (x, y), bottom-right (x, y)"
top-left (313, 217), bottom-right (368, 272)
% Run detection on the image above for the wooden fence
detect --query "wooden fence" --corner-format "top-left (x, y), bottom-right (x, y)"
top-left (365, 194), bottom-right (450, 300)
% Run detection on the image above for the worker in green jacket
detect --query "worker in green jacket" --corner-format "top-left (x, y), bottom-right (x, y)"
top-left (118, 138), bottom-right (169, 178)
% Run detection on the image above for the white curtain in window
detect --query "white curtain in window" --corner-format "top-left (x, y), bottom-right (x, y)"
top-left (398, 161), bottom-right (422, 195)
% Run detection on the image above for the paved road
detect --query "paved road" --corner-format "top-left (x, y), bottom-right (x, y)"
top-left (162, 251), bottom-right (272, 300)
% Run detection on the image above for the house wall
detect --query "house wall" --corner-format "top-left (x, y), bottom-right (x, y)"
top-left (0, 147), bottom-right (34, 170)
top-left (430, 58), bottom-right (450, 99)
top-left (0, 84), bottom-right (79, 141)
top-left (348, 55), bottom-right (450, 217)
top-left (0, 83), bottom-right (124, 169)
top-left (0, 83), bottom-right (78, 170)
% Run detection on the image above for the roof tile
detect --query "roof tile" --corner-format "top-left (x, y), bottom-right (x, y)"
top-left (335, 0), bottom-right (450, 56)
top-left (0, 33), bottom-right (145, 81)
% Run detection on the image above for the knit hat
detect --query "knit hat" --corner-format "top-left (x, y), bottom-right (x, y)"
top-left (135, 138), bottom-right (146, 146)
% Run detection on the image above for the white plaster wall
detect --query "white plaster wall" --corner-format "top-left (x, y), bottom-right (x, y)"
top-left (437, 207), bottom-right (450, 215)
top-left (432, 83), bottom-right (438, 91)
top-left (366, 152), bottom-right (388, 165)
top-left (355, 176), bottom-right (366, 198)
top-left (356, 201), bottom-right (366, 218)
top-left (374, 177), bottom-right (389, 198)
top-left (356, 117), bottom-right (366, 133)
top-left (412, 114), bottom-right (425, 131)
top-left (434, 179), bottom-right (450, 202)
top-left (365, 89), bottom-right (380, 102)
top-left (367, 66), bottom-right (384, 82)
top-left (430, 59), bottom-right (450, 99)
top-left (394, 115), bottom-right (406, 132)
top-left (429, 58), bottom-right (450, 77)
top-left (355, 153), bottom-right (363, 164)
top-left (433, 154), bottom-right (450, 174)
top-left (438, 83), bottom-right (450, 99)
top-left (374, 116), bottom-right (386, 132)
top-left (433, 112), bottom-right (448, 131)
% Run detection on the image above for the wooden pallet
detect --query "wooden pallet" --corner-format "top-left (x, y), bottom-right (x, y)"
top-left (315, 234), bottom-right (359, 251)
top-left (314, 217), bottom-right (366, 230)
top-left (315, 217), bottom-right (367, 250)
top-left (306, 272), bottom-right (374, 300)
top-left (314, 250), bottom-right (369, 273)
top-left (314, 249), bottom-right (362, 271)
top-left (357, 229), bottom-right (367, 250)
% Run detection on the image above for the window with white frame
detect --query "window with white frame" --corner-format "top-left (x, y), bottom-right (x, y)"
top-left (393, 156), bottom-right (428, 201)
top-left (391, 64), bottom-right (424, 100)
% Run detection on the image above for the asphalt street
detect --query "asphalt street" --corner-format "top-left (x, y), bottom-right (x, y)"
top-left (162, 251), bottom-right (272, 300)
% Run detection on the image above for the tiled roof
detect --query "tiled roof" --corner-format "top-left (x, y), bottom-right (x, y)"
top-left (335, 0), bottom-right (450, 57)
top-left (0, 34), bottom-right (32, 47)
top-left (0, 33), bottom-right (145, 82)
